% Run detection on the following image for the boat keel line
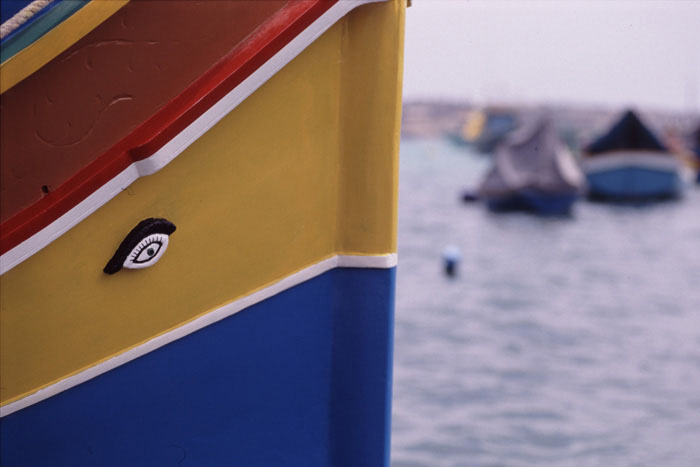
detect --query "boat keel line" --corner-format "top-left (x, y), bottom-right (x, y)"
top-left (0, 252), bottom-right (397, 417)
top-left (0, 0), bottom-right (384, 275)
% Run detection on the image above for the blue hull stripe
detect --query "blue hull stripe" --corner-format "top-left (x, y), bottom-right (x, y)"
top-left (586, 167), bottom-right (680, 199)
top-left (0, 267), bottom-right (395, 467)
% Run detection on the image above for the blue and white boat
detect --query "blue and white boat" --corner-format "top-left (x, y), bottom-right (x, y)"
top-left (583, 110), bottom-right (682, 201)
top-left (477, 115), bottom-right (585, 216)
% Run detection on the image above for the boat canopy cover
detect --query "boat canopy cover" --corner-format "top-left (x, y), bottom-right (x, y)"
top-left (586, 110), bottom-right (667, 155)
top-left (479, 115), bottom-right (584, 196)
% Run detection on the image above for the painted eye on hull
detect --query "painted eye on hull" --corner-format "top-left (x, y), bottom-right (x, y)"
top-left (125, 234), bottom-right (169, 268)
top-left (104, 218), bottom-right (176, 275)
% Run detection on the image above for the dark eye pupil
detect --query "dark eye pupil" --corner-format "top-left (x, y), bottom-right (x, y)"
top-left (147, 248), bottom-right (155, 256)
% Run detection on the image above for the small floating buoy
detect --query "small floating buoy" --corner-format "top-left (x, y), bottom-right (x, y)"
top-left (442, 245), bottom-right (461, 278)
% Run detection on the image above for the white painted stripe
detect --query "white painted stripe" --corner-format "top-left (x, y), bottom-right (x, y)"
top-left (584, 151), bottom-right (681, 174)
top-left (338, 253), bottom-right (397, 268)
top-left (0, 0), bottom-right (384, 275)
top-left (0, 165), bottom-right (140, 274)
top-left (0, 252), bottom-right (397, 417)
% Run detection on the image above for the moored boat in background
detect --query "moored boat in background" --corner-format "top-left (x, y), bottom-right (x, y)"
top-left (583, 110), bottom-right (682, 201)
top-left (477, 115), bottom-right (585, 216)
top-left (449, 107), bottom-right (518, 154)
top-left (0, 1), bottom-right (405, 465)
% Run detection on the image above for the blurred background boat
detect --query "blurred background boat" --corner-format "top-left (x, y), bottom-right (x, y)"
top-left (477, 115), bottom-right (585, 216)
top-left (583, 110), bottom-right (683, 201)
top-left (449, 107), bottom-right (518, 154)
top-left (447, 109), bottom-right (483, 148)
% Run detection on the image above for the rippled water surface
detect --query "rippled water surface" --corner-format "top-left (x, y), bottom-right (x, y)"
top-left (391, 139), bottom-right (700, 467)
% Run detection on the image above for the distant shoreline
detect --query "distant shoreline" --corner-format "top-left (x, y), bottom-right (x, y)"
top-left (401, 100), bottom-right (699, 150)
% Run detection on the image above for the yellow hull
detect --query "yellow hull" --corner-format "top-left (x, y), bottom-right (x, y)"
top-left (1, 0), bottom-right (404, 410)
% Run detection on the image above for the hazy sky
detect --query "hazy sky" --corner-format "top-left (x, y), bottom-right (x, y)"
top-left (403, 0), bottom-right (700, 112)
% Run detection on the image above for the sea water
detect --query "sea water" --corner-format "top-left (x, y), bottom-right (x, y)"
top-left (391, 139), bottom-right (700, 467)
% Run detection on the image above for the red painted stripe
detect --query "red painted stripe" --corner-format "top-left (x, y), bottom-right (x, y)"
top-left (0, 0), bottom-right (337, 256)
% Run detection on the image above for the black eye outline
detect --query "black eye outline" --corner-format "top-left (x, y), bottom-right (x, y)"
top-left (104, 218), bottom-right (176, 275)
top-left (130, 235), bottom-right (165, 264)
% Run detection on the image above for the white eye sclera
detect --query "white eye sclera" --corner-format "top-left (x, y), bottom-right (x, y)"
top-left (124, 234), bottom-right (169, 270)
